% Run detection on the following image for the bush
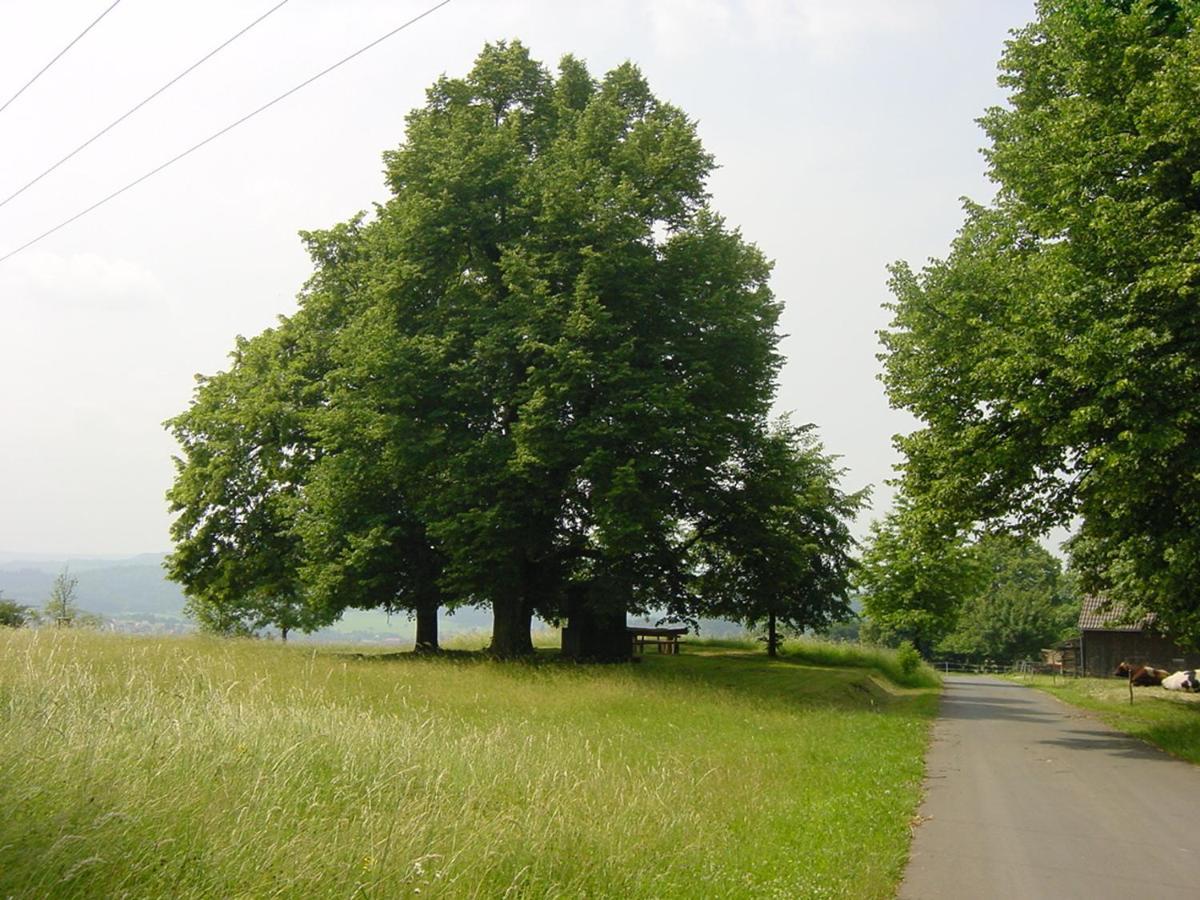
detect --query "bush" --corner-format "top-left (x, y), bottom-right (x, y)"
top-left (0, 598), bottom-right (36, 628)
top-left (896, 641), bottom-right (921, 677)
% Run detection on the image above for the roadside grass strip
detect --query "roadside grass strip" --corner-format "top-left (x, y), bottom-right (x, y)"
top-left (1, 631), bottom-right (936, 898)
top-left (1015, 674), bottom-right (1200, 765)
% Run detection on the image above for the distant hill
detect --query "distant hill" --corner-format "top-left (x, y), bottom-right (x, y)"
top-left (0, 552), bottom-right (748, 642)
top-left (0, 553), bottom-right (185, 617)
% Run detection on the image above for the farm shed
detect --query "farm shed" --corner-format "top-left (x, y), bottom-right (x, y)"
top-left (1078, 596), bottom-right (1200, 676)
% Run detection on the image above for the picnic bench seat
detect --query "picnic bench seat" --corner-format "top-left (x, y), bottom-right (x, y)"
top-left (627, 625), bottom-right (688, 655)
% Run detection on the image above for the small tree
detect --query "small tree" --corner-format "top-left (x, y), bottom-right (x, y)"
top-left (695, 424), bottom-right (867, 657)
top-left (856, 503), bottom-right (985, 656)
top-left (45, 568), bottom-right (80, 627)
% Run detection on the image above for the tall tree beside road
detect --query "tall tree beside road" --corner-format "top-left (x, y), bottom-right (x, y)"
top-left (880, 1), bottom-right (1200, 644)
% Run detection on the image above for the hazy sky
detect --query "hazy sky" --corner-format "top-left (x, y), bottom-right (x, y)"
top-left (0, 0), bottom-right (1036, 555)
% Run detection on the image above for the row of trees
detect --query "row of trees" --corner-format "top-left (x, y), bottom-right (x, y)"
top-left (167, 42), bottom-right (865, 658)
top-left (854, 505), bottom-right (1078, 661)
top-left (872, 0), bottom-right (1200, 650)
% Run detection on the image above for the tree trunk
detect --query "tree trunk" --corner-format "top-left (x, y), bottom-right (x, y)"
top-left (767, 613), bottom-right (778, 658)
top-left (414, 599), bottom-right (439, 653)
top-left (490, 593), bottom-right (534, 658)
top-left (281, 626), bottom-right (289, 643)
top-left (560, 580), bottom-right (630, 662)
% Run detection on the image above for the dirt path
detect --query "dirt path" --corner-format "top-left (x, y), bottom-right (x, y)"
top-left (899, 676), bottom-right (1200, 899)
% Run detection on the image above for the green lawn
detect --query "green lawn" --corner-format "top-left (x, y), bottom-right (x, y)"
top-left (1015, 673), bottom-right (1200, 764)
top-left (1, 631), bottom-right (937, 898)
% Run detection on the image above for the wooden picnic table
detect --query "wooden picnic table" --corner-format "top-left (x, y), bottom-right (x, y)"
top-left (627, 625), bottom-right (688, 655)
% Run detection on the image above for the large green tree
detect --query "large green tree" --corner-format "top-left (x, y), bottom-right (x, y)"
top-left (165, 321), bottom-right (328, 640)
top-left (305, 43), bottom-right (782, 657)
top-left (881, 0), bottom-right (1200, 644)
top-left (166, 42), bottom-right (786, 657)
top-left (166, 220), bottom-right (448, 645)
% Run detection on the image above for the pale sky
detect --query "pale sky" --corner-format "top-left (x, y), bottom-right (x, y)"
top-left (0, 0), bottom-right (1036, 555)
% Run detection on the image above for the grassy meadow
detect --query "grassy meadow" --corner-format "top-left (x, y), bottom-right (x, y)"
top-left (1, 631), bottom-right (938, 898)
top-left (1016, 673), bottom-right (1200, 764)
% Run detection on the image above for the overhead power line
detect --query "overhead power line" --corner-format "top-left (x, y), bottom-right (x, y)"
top-left (0, 0), bottom-right (123, 116)
top-left (0, 0), bottom-right (453, 265)
top-left (0, 0), bottom-right (294, 212)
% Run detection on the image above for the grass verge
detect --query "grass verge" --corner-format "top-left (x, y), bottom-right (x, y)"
top-left (1, 631), bottom-right (937, 898)
top-left (682, 636), bottom-right (942, 690)
top-left (1014, 673), bottom-right (1200, 764)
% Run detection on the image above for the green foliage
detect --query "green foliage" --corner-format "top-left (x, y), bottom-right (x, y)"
top-left (938, 535), bottom-right (1079, 662)
top-left (165, 322), bottom-right (335, 642)
top-left (880, 1), bottom-right (1200, 646)
top-left (0, 593), bottom-right (36, 628)
top-left (0, 630), bottom-right (937, 898)
top-left (896, 641), bottom-right (921, 677)
top-left (693, 422), bottom-right (867, 656)
top-left (167, 42), bottom-right (797, 657)
top-left (855, 502), bottom-right (986, 655)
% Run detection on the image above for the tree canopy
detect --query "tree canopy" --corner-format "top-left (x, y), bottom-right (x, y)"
top-left (938, 535), bottom-right (1078, 662)
top-left (855, 502), bottom-right (985, 656)
top-left (695, 423), bottom-right (867, 656)
top-left (880, 1), bottom-right (1200, 645)
top-left (166, 42), bottom-right (858, 657)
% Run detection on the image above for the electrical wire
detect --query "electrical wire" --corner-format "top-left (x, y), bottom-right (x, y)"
top-left (0, 0), bottom-right (294, 211)
top-left (0, 0), bottom-right (453, 265)
top-left (0, 0), bottom-right (123, 116)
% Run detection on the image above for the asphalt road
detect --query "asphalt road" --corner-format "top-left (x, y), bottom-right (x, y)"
top-left (899, 677), bottom-right (1200, 899)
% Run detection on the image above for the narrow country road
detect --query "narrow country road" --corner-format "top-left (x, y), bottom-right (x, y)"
top-left (899, 677), bottom-right (1200, 899)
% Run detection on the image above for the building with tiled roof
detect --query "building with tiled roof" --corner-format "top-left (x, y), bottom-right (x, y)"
top-left (1077, 596), bottom-right (1200, 676)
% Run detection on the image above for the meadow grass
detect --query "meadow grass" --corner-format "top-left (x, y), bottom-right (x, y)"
top-left (1016, 673), bottom-right (1200, 764)
top-left (1, 630), bottom-right (937, 898)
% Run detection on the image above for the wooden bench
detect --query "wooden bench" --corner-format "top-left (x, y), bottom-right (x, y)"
top-left (628, 626), bottom-right (688, 656)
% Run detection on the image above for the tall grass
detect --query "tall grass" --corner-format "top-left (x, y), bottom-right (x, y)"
top-left (780, 639), bottom-right (942, 689)
top-left (684, 635), bottom-right (943, 689)
top-left (1, 631), bottom-right (937, 898)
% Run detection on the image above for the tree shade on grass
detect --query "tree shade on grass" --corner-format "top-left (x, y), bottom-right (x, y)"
top-left (880, 1), bottom-right (1200, 646)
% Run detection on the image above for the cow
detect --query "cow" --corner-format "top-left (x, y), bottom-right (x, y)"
top-left (1113, 661), bottom-right (1170, 686)
top-left (1161, 670), bottom-right (1200, 692)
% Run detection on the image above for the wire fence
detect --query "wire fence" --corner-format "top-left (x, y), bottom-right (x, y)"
top-left (931, 658), bottom-right (1075, 678)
